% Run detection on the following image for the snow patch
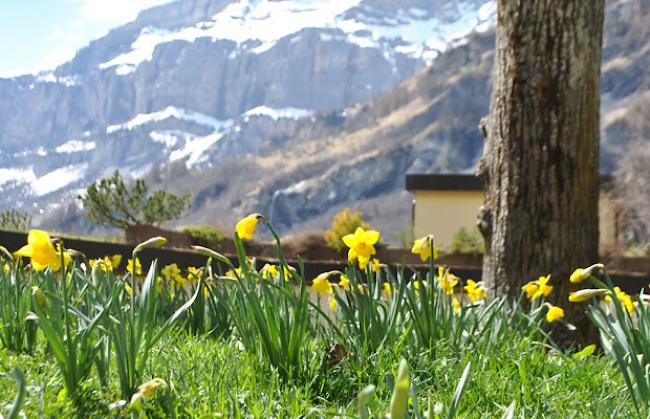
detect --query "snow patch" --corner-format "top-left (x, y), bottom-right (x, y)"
top-left (35, 72), bottom-right (81, 86)
top-left (243, 106), bottom-right (312, 120)
top-left (30, 163), bottom-right (88, 196)
top-left (281, 180), bottom-right (310, 194)
top-left (106, 106), bottom-right (230, 133)
top-left (169, 131), bottom-right (229, 167)
top-left (0, 168), bottom-right (37, 186)
top-left (150, 130), bottom-right (179, 148)
top-left (55, 139), bottom-right (97, 154)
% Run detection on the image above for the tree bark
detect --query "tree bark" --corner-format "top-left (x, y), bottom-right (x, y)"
top-left (477, 1), bottom-right (605, 343)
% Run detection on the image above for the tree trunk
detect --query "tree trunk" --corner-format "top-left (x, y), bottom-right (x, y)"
top-left (477, 1), bottom-right (605, 343)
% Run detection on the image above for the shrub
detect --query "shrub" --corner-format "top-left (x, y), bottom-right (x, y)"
top-left (78, 170), bottom-right (191, 230)
top-left (183, 225), bottom-right (226, 249)
top-left (325, 209), bottom-right (371, 252)
top-left (449, 227), bottom-right (484, 255)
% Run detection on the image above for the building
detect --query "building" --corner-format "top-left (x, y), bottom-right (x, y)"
top-left (406, 174), bottom-right (622, 250)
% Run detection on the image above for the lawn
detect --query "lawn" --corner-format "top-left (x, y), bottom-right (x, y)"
top-left (0, 218), bottom-right (646, 417)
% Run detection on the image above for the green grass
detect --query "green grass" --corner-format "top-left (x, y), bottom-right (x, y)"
top-left (0, 329), bottom-right (632, 417)
top-left (0, 224), bottom-right (644, 417)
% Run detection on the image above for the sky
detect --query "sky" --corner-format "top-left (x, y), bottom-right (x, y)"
top-left (0, 0), bottom-right (172, 77)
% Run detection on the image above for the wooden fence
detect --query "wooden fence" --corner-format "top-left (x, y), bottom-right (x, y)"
top-left (1, 230), bottom-right (647, 294)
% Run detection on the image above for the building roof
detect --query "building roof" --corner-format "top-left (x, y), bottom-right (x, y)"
top-left (405, 174), bottom-right (483, 191)
top-left (406, 173), bottom-right (614, 192)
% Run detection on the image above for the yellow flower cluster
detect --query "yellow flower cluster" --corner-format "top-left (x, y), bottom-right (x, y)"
top-left (127, 258), bottom-right (142, 276)
top-left (89, 255), bottom-right (122, 273)
top-left (521, 275), bottom-right (553, 300)
top-left (463, 279), bottom-right (487, 302)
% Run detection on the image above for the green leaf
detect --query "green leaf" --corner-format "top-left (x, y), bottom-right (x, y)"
top-left (573, 344), bottom-right (597, 359)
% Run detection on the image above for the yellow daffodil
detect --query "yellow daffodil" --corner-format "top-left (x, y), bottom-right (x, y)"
top-left (452, 297), bottom-right (461, 314)
top-left (463, 279), bottom-right (486, 302)
top-left (236, 214), bottom-right (262, 240)
top-left (282, 265), bottom-right (293, 281)
top-left (371, 258), bottom-right (382, 271)
top-left (124, 282), bottom-right (133, 295)
top-left (521, 281), bottom-right (539, 299)
top-left (313, 273), bottom-right (334, 295)
top-left (440, 273), bottom-right (459, 295)
top-left (522, 275), bottom-right (554, 300)
top-left (91, 254), bottom-right (123, 272)
top-left (412, 280), bottom-right (421, 290)
top-left (111, 254), bottom-right (122, 270)
top-left (161, 263), bottom-right (182, 280)
top-left (172, 275), bottom-right (186, 289)
top-left (342, 227), bottom-right (380, 269)
top-left (156, 277), bottom-right (165, 293)
top-left (225, 267), bottom-right (243, 279)
top-left (383, 282), bottom-right (392, 297)
top-left (605, 287), bottom-right (634, 314)
top-left (339, 274), bottom-right (351, 291)
top-left (260, 263), bottom-right (279, 280)
top-left (568, 288), bottom-right (608, 303)
top-left (187, 266), bottom-right (203, 281)
top-left (329, 298), bottom-right (337, 311)
top-left (357, 284), bottom-right (365, 294)
top-left (3, 263), bottom-right (9, 275)
top-left (533, 275), bottom-right (553, 299)
top-left (127, 258), bottom-right (142, 276)
top-left (14, 229), bottom-right (65, 271)
top-left (545, 304), bottom-right (565, 323)
top-left (411, 235), bottom-right (437, 262)
top-left (131, 378), bottom-right (167, 404)
top-left (570, 263), bottom-right (604, 283)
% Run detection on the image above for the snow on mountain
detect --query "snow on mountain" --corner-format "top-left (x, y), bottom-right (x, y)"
top-left (100, 0), bottom-right (496, 75)
top-left (55, 140), bottom-right (97, 154)
top-left (169, 131), bottom-right (231, 166)
top-left (243, 106), bottom-right (313, 120)
top-left (106, 106), bottom-right (231, 134)
top-left (0, 168), bottom-right (37, 188)
top-left (30, 163), bottom-right (89, 197)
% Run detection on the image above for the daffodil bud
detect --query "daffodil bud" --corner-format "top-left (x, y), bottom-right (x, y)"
top-left (568, 288), bottom-right (609, 302)
top-left (570, 263), bottom-right (605, 283)
top-left (133, 236), bottom-right (167, 254)
top-left (389, 359), bottom-right (410, 419)
top-left (0, 245), bottom-right (13, 261)
top-left (31, 286), bottom-right (49, 309)
top-left (190, 245), bottom-right (233, 266)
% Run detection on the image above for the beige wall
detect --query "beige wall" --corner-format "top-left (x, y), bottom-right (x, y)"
top-left (412, 190), bottom-right (484, 248)
top-left (411, 190), bottom-right (621, 249)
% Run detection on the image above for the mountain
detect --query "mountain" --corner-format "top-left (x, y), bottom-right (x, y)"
top-left (1, 0), bottom-right (648, 243)
top-left (0, 0), bottom-right (496, 209)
